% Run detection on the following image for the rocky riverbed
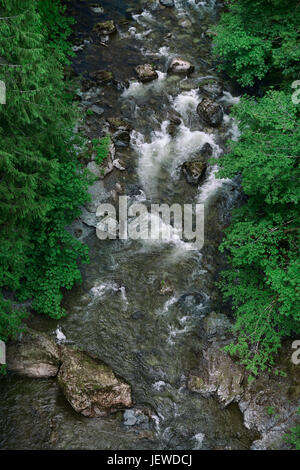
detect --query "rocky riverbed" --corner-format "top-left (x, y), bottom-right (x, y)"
top-left (0, 0), bottom-right (299, 450)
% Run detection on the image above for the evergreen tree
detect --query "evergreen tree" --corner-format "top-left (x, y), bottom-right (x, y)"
top-left (0, 0), bottom-right (90, 341)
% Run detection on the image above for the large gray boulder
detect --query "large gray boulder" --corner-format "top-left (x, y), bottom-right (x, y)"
top-left (58, 347), bottom-right (132, 417)
top-left (168, 58), bottom-right (194, 76)
top-left (197, 97), bottom-right (223, 127)
top-left (6, 328), bottom-right (60, 378)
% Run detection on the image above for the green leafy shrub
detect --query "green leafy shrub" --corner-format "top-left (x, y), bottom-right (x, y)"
top-left (213, 0), bottom-right (300, 87)
top-left (92, 135), bottom-right (111, 166)
top-left (216, 91), bottom-right (300, 375)
top-left (37, 0), bottom-right (75, 63)
top-left (285, 409), bottom-right (300, 449)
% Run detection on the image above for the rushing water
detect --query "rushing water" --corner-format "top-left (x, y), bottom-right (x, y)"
top-left (0, 0), bottom-right (257, 450)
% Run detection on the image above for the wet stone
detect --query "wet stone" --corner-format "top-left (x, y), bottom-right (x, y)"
top-left (93, 20), bottom-right (116, 36)
top-left (197, 97), bottom-right (224, 128)
top-left (159, 0), bottom-right (174, 7)
top-left (135, 64), bottom-right (158, 83)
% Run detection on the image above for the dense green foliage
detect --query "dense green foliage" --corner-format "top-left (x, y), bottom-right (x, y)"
top-left (213, 0), bottom-right (300, 88)
top-left (213, 0), bottom-right (300, 383)
top-left (217, 91), bottom-right (300, 374)
top-left (37, 0), bottom-right (75, 62)
top-left (0, 0), bottom-right (90, 342)
top-left (92, 135), bottom-right (111, 166)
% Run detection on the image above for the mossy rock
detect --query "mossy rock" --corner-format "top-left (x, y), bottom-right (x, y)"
top-left (93, 20), bottom-right (116, 35)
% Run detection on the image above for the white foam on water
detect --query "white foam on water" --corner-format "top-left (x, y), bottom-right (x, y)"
top-left (179, 315), bottom-right (189, 325)
top-left (193, 432), bottom-right (205, 449)
top-left (152, 380), bottom-right (167, 391)
top-left (143, 45), bottom-right (170, 59)
top-left (133, 120), bottom-right (217, 197)
top-left (128, 209), bottom-right (195, 251)
top-left (89, 282), bottom-right (127, 306)
top-left (197, 164), bottom-right (227, 203)
top-left (158, 295), bottom-right (178, 316)
top-left (55, 327), bottom-right (66, 343)
top-left (174, 0), bottom-right (216, 18)
top-left (122, 71), bottom-right (167, 99)
top-left (171, 89), bottom-right (199, 122)
top-left (220, 91), bottom-right (240, 106)
top-left (167, 324), bottom-right (190, 345)
top-left (120, 286), bottom-right (129, 308)
top-left (223, 114), bottom-right (241, 142)
top-left (132, 10), bottom-right (155, 26)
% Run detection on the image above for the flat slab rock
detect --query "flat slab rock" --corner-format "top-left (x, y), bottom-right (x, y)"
top-left (58, 346), bottom-right (132, 417)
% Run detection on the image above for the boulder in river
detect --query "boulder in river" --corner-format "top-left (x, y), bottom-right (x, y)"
top-left (200, 142), bottom-right (213, 158)
top-left (182, 160), bottom-right (207, 185)
top-left (197, 97), bottom-right (224, 127)
top-left (58, 346), bottom-right (132, 417)
top-left (93, 20), bottom-right (116, 35)
top-left (168, 58), bottom-right (194, 76)
top-left (135, 64), bottom-right (158, 83)
top-left (112, 129), bottom-right (131, 147)
top-left (6, 328), bottom-right (60, 378)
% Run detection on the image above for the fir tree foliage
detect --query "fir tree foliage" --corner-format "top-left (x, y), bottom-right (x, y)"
top-left (0, 0), bottom-right (90, 341)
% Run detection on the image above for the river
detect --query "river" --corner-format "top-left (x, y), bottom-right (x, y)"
top-left (0, 0), bottom-right (259, 450)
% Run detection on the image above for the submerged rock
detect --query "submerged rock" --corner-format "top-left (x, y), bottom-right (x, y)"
top-left (6, 328), bottom-right (60, 378)
top-left (168, 58), bottom-right (194, 76)
top-left (182, 160), bottom-right (207, 185)
top-left (93, 20), bottom-right (116, 36)
top-left (112, 129), bottom-right (131, 147)
top-left (159, 0), bottom-right (174, 7)
top-left (107, 117), bottom-right (132, 132)
top-left (135, 64), bottom-right (158, 83)
top-left (58, 347), bottom-right (132, 417)
top-left (90, 70), bottom-right (113, 84)
top-left (197, 98), bottom-right (223, 127)
top-left (89, 3), bottom-right (104, 14)
top-left (199, 79), bottom-right (223, 99)
top-left (123, 409), bottom-right (149, 427)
